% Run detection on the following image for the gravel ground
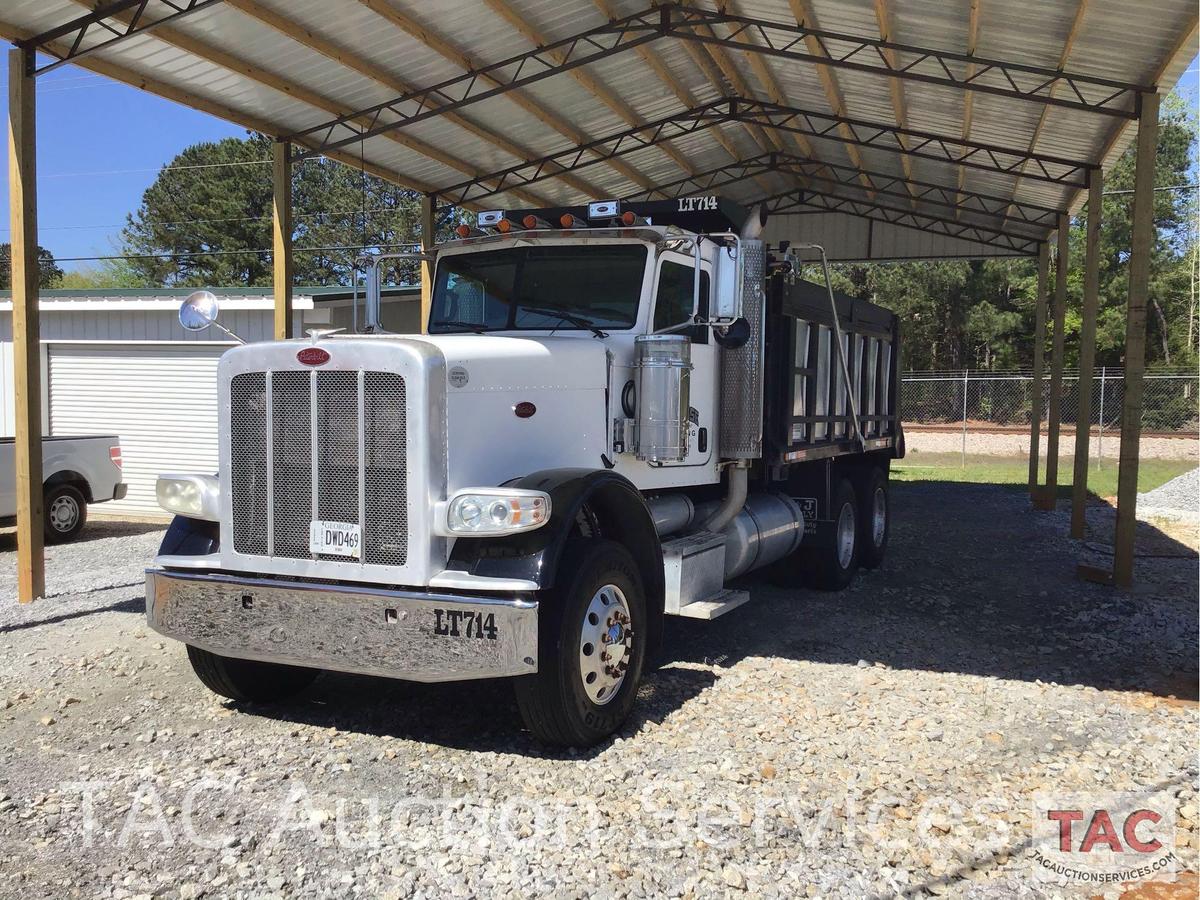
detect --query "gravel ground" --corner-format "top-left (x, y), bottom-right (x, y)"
top-left (1139, 468), bottom-right (1200, 521)
top-left (0, 484), bottom-right (1196, 899)
top-left (906, 430), bottom-right (1198, 461)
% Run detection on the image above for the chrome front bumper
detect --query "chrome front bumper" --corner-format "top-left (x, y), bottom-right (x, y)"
top-left (146, 569), bottom-right (539, 683)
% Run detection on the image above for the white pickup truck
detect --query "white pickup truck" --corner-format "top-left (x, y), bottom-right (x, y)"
top-left (0, 435), bottom-right (126, 543)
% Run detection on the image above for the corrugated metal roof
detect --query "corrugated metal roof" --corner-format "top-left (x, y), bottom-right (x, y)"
top-left (1, 0), bottom-right (1195, 260)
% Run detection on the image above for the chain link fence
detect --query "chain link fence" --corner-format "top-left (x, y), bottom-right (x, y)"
top-left (901, 368), bottom-right (1198, 459)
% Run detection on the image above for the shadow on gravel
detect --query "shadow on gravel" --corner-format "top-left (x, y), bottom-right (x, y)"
top-left (234, 664), bottom-right (717, 759)
top-left (0, 519), bottom-right (164, 552)
top-left (661, 482), bottom-right (1199, 703)
top-left (0, 595), bottom-right (143, 633)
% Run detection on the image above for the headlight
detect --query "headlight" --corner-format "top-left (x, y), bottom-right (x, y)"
top-left (444, 489), bottom-right (551, 535)
top-left (156, 474), bottom-right (220, 521)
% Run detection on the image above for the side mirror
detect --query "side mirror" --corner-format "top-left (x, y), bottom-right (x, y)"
top-left (179, 290), bottom-right (219, 331)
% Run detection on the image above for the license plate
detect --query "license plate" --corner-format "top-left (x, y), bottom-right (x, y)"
top-left (309, 521), bottom-right (361, 558)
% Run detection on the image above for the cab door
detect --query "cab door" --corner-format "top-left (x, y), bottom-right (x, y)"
top-left (650, 252), bottom-right (714, 467)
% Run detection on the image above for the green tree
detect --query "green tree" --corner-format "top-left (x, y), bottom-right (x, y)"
top-left (828, 89), bottom-right (1197, 372)
top-left (120, 133), bottom-right (456, 287)
top-left (0, 243), bottom-right (63, 289)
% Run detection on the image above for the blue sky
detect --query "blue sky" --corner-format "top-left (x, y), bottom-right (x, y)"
top-left (0, 51), bottom-right (1196, 273)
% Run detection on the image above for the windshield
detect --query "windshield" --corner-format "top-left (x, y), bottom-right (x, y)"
top-left (429, 244), bottom-right (648, 333)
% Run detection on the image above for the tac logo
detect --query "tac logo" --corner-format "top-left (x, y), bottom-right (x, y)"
top-left (1031, 793), bottom-right (1177, 885)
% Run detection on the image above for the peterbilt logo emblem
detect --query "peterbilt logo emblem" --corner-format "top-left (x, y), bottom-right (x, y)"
top-left (297, 347), bottom-right (330, 366)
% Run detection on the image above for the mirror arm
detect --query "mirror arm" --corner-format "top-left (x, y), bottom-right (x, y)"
top-left (205, 317), bottom-right (246, 344)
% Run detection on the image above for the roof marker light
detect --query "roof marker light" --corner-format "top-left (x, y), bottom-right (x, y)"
top-left (560, 213), bottom-right (588, 229)
top-left (522, 215), bottom-right (551, 229)
top-left (620, 210), bottom-right (648, 227)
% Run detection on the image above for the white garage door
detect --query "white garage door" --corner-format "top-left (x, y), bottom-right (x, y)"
top-left (48, 344), bottom-right (225, 516)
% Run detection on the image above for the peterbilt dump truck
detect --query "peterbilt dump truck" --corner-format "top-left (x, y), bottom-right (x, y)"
top-left (147, 196), bottom-right (902, 746)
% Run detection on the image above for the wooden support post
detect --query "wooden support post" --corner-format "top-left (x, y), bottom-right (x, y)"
top-left (8, 49), bottom-right (44, 603)
top-left (1071, 170), bottom-right (1104, 538)
top-left (272, 140), bottom-right (293, 340)
top-left (419, 194), bottom-right (435, 334)
top-left (1044, 215), bottom-right (1070, 495)
top-left (1028, 241), bottom-right (1050, 495)
top-left (1113, 92), bottom-right (1160, 587)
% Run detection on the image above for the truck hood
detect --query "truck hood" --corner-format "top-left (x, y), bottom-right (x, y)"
top-left (413, 334), bottom-right (609, 392)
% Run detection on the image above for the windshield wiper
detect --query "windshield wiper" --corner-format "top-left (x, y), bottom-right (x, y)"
top-left (431, 320), bottom-right (489, 334)
top-left (519, 305), bottom-right (608, 338)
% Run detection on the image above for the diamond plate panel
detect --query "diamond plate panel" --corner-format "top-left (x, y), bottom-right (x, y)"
top-left (719, 239), bottom-right (766, 458)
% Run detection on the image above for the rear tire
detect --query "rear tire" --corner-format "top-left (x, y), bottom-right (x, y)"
top-left (186, 645), bottom-right (319, 703)
top-left (858, 468), bottom-right (889, 569)
top-left (514, 539), bottom-right (647, 747)
top-left (44, 483), bottom-right (87, 544)
top-left (807, 478), bottom-right (860, 591)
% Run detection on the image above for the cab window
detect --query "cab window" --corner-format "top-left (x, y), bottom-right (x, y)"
top-left (654, 260), bottom-right (709, 342)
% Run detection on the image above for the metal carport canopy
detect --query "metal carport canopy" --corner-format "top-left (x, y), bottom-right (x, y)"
top-left (0, 0), bottom-right (1196, 603)
top-left (2, 0), bottom-right (1196, 261)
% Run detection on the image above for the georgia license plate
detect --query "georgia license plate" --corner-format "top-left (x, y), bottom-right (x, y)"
top-left (309, 521), bottom-right (361, 558)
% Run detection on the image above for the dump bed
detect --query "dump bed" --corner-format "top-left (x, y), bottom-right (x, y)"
top-left (763, 274), bottom-right (903, 464)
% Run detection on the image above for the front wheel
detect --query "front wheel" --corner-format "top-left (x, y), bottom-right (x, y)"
top-left (186, 645), bottom-right (319, 703)
top-left (514, 539), bottom-right (647, 747)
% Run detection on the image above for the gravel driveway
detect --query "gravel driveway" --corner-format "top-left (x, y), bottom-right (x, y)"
top-left (0, 484), bottom-right (1195, 899)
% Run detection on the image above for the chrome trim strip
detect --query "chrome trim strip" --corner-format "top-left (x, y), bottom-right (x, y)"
top-left (357, 370), bottom-right (366, 561)
top-left (264, 371), bottom-right (274, 556)
top-left (309, 369), bottom-right (319, 527)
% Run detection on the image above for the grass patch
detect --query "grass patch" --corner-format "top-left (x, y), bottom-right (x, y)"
top-left (893, 452), bottom-right (1195, 497)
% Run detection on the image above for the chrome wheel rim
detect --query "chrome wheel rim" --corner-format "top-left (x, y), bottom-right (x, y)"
top-left (578, 584), bottom-right (633, 706)
top-left (871, 487), bottom-right (887, 547)
top-left (49, 494), bottom-right (79, 532)
top-left (836, 501), bottom-right (856, 569)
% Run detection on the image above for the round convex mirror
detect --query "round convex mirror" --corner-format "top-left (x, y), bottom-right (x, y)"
top-left (179, 290), bottom-right (219, 331)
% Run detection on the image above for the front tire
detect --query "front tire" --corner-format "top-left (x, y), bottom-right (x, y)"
top-left (44, 483), bottom-right (87, 544)
top-left (514, 539), bottom-right (647, 747)
top-left (186, 645), bottom-right (319, 703)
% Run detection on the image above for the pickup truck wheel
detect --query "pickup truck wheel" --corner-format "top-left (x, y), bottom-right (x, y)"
top-left (806, 478), bottom-right (860, 591)
top-left (514, 539), bottom-right (646, 747)
top-left (43, 484), bottom-right (87, 544)
top-left (186, 645), bottom-right (318, 703)
top-left (858, 468), bottom-right (889, 569)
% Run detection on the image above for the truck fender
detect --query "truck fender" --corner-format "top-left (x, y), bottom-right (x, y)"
top-left (158, 515), bottom-right (219, 557)
top-left (448, 468), bottom-right (665, 654)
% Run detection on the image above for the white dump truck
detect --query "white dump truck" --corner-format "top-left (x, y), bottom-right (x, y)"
top-left (147, 197), bottom-right (902, 745)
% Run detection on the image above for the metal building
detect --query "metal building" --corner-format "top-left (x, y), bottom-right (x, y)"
top-left (0, 0), bottom-right (1196, 598)
top-left (0, 287), bottom-right (419, 515)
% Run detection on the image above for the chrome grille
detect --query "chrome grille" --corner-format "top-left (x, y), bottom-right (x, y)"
top-left (228, 369), bottom-right (408, 566)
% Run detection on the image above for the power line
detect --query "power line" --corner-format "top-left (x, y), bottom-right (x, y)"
top-left (53, 242), bottom-right (423, 263)
top-left (2, 202), bottom-right (425, 232)
top-left (40, 159), bottom-right (273, 179)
